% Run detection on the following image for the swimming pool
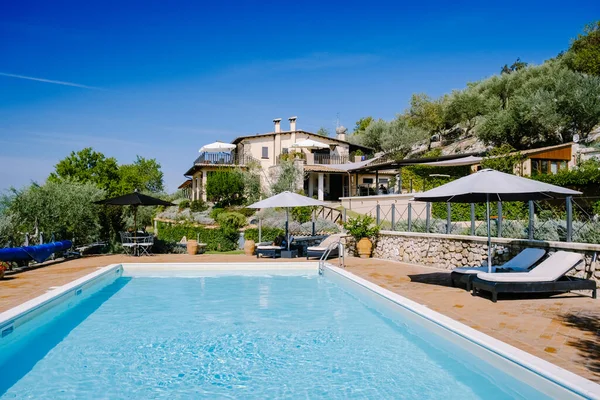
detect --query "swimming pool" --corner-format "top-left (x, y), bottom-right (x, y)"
top-left (0, 263), bottom-right (598, 399)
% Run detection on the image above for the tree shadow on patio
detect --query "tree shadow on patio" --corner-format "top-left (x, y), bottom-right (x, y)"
top-left (560, 312), bottom-right (600, 376)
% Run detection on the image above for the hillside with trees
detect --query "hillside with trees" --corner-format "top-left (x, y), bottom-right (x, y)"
top-left (349, 21), bottom-right (600, 158)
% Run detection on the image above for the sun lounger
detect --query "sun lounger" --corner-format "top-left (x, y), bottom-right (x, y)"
top-left (450, 248), bottom-right (546, 290)
top-left (306, 234), bottom-right (343, 259)
top-left (471, 251), bottom-right (596, 302)
top-left (256, 236), bottom-right (291, 258)
top-left (255, 244), bottom-right (286, 258)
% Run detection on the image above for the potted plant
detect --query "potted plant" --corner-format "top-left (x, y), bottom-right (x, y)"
top-left (0, 262), bottom-right (8, 280)
top-left (343, 214), bottom-right (380, 258)
top-left (353, 149), bottom-right (364, 163)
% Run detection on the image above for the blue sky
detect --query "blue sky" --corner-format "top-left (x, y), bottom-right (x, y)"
top-left (0, 0), bottom-right (598, 192)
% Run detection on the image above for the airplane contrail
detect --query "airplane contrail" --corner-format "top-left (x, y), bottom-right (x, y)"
top-left (0, 71), bottom-right (105, 90)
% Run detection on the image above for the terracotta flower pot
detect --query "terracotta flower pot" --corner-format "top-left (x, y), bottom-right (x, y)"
top-left (0, 269), bottom-right (4, 280)
top-left (356, 237), bottom-right (373, 258)
top-left (187, 239), bottom-right (198, 255)
top-left (244, 239), bottom-right (256, 256)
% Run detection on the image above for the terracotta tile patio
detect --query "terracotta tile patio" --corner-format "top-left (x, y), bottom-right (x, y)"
top-left (0, 254), bottom-right (598, 383)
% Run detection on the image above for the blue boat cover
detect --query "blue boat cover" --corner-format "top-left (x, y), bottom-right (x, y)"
top-left (0, 240), bottom-right (72, 263)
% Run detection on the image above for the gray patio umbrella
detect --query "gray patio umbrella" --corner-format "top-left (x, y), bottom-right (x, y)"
top-left (247, 191), bottom-right (327, 250)
top-left (413, 169), bottom-right (581, 273)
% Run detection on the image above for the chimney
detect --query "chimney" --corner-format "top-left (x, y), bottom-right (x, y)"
top-left (288, 116), bottom-right (297, 131)
top-left (273, 118), bottom-right (282, 133)
top-left (336, 125), bottom-right (348, 141)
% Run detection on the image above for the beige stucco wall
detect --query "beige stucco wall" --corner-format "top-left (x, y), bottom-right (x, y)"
top-left (238, 135), bottom-right (278, 168)
top-left (237, 132), bottom-right (351, 166)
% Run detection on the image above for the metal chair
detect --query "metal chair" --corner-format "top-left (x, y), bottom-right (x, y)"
top-left (137, 235), bottom-right (154, 256)
top-left (119, 232), bottom-right (137, 256)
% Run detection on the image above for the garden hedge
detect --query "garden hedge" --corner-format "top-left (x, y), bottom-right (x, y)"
top-left (156, 221), bottom-right (238, 251)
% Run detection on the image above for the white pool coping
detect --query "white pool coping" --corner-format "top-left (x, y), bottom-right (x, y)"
top-left (1, 261), bottom-right (598, 399)
top-left (325, 265), bottom-right (600, 400)
top-left (0, 264), bottom-right (123, 331)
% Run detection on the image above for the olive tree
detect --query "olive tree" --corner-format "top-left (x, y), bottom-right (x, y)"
top-left (6, 180), bottom-right (105, 244)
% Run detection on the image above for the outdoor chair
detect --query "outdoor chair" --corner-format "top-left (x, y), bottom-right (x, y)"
top-left (256, 235), bottom-right (290, 258)
top-left (119, 232), bottom-right (137, 256)
top-left (450, 248), bottom-right (546, 291)
top-left (306, 234), bottom-right (343, 259)
top-left (471, 251), bottom-right (596, 302)
top-left (137, 235), bottom-right (154, 256)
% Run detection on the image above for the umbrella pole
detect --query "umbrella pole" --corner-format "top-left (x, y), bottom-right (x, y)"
top-left (486, 195), bottom-right (492, 274)
top-left (134, 206), bottom-right (138, 239)
top-left (286, 208), bottom-right (290, 251)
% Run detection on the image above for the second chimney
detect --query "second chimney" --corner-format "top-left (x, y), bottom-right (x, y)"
top-left (273, 118), bottom-right (282, 133)
top-left (289, 116), bottom-right (297, 131)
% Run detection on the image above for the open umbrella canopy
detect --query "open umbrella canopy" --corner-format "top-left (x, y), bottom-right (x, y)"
top-left (247, 192), bottom-right (327, 251)
top-left (413, 169), bottom-right (580, 273)
top-left (94, 192), bottom-right (174, 207)
top-left (246, 191), bottom-right (327, 209)
top-left (413, 169), bottom-right (581, 203)
top-left (199, 141), bottom-right (236, 153)
top-left (291, 139), bottom-right (329, 150)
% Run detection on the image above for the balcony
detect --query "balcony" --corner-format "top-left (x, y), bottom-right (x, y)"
top-left (276, 153), bottom-right (352, 165)
top-left (193, 152), bottom-right (259, 166)
top-left (313, 154), bottom-right (349, 165)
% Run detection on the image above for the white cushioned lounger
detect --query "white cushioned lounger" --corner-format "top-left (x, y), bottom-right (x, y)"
top-left (476, 251), bottom-right (584, 283)
top-left (453, 248), bottom-right (546, 275)
top-left (306, 234), bottom-right (343, 253)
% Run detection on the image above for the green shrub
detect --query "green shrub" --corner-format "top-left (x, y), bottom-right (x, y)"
top-left (593, 200), bottom-right (600, 216)
top-left (210, 208), bottom-right (226, 220)
top-left (343, 215), bottom-right (379, 241)
top-left (190, 199), bottom-right (208, 212)
top-left (206, 170), bottom-right (245, 206)
top-left (291, 206), bottom-right (314, 223)
top-left (236, 207), bottom-right (255, 217)
top-left (431, 202), bottom-right (527, 221)
top-left (216, 212), bottom-right (247, 231)
top-left (156, 222), bottom-right (238, 251)
top-left (178, 199), bottom-right (190, 211)
top-left (244, 227), bottom-right (285, 243)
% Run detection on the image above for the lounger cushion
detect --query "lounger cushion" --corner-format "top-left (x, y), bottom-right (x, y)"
top-left (453, 248), bottom-right (545, 275)
top-left (453, 266), bottom-right (528, 275)
top-left (476, 251), bottom-right (583, 283)
top-left (317, 234), bottom-right (343, 247)
top-left (307, 246), bottom-right (327, 252)
top-left (256, 245), bottom-right (285, 250)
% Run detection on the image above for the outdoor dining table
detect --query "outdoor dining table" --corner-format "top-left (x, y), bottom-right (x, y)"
top-left (129, 234), bottom-right (153, 256)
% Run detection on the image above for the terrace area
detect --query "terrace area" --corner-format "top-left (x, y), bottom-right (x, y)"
top-left (191, 151), bottom-right (259, 166)
top-left (1, 254), bottom-right (598, 383)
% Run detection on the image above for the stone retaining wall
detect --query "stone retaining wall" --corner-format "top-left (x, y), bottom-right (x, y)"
top-left (363, 231), bottom-right (600, 282)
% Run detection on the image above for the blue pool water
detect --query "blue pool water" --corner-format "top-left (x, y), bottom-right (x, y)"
top-left (0, 274), bottom-right (551, 399)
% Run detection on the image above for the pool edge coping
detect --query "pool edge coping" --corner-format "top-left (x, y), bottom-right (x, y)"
top-left (1, 261), bottom-right (597, 398)
top-left (325, 264), bottom-right (600, 400)
top-left (0, 262), bottom-right (320, 326)
top-left (0, 263), bottom-right (123, 329)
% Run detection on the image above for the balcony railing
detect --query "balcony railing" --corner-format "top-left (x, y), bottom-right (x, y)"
top-left (275, 153), bottom-right (307, 165)
top-left (193, 152), bottom-right (258, 166)
top-left (314, 154), bottom-right (349, 165)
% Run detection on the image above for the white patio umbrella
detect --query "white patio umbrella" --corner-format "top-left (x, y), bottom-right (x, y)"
top-left (291, 139), bottom-right (329, 150)
top-left (247, 191), bottom-right (327, 250)
top-left (413, 169), bottom-right (581, 273)
top-left (199, 141), bottom-right (236, 153)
